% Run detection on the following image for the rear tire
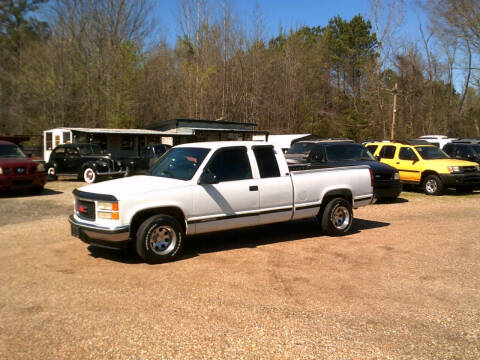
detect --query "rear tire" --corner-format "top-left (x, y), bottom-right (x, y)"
top-left (135, 215), bottom-right (184, 263)
top-left (423, 174), bottom-right (444, 195)
top-left (320, 198), bottom-right (353, 236)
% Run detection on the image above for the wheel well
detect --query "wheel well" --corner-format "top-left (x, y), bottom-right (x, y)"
top-left (318, 190), bottom-right (353, 217)
top-left (130, 207), bottom-right (186, 238)
top-left (420, 170), bottom-right (439, 184)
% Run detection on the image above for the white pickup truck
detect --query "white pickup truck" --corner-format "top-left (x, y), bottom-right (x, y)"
top-left (69, 142), bottom-right (374, 263)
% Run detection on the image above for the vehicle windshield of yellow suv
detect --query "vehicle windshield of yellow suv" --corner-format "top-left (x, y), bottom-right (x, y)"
top-left (365, 141), bottom-right (480, 195)
top-left (414, 146), bottom-right (449, 160)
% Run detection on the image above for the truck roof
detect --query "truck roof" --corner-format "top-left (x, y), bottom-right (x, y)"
top-left (175, 141), bottom-right (269, 149)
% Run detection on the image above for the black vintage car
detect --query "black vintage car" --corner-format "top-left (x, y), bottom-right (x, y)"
top-left (287, 140), bottom-right (402, 201)
top-left (46, 144), bottom-right (127, 183)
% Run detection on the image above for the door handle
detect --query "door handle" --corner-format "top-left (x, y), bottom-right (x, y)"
top-left (249, 185), bottom-right (258, 191)
top-left (396, 162), bottom-right (400, 164)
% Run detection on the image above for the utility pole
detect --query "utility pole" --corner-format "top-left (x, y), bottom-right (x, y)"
top-left (390, 83), bottom-right (398, 140)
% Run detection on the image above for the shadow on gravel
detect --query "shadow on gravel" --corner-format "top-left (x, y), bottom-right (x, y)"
top-left (375, 197), bottom-right (408, 205)
top-left (179, 218), bottom-right (389, 261)
top-left (179, 218), bottom-right (390, 262)
top-left (0, 188), bottom-right (62, 198)
top-left (87, 245), bottom-right (142, 264)
top-left (85, 218), bottom-right (390, 264)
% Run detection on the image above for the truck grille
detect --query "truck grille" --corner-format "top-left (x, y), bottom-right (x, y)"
top-left (462, 166), bottom-right (478, 173)
top-left (76, 199), bottom-right (95, 220)
top-left (15, 167), bottom-right (27, 175)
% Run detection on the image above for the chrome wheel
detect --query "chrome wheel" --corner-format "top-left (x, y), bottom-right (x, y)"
top-left (47, 167), bottom-right (55, 176)
top-left (332, 205), bottom-right (350, 230)
top-left (425, 179), bottom-right (437, 194)
top-left (148, 225), bottom-right (177, 256)
top-left (83, 168), bottom-right (96, 183)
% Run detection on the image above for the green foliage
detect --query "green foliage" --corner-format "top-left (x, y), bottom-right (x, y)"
top-left (2, 3), bottom-right (480, 140)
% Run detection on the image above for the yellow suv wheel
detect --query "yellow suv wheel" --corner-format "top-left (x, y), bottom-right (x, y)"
top-left (423, 174), bottom-right (444, 196)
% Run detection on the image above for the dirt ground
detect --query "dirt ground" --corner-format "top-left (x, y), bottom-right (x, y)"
top-left (0, 180), bottom-right (479, 360)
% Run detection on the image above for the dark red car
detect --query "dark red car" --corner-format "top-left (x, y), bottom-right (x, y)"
top-left (0, 140), bottom-right (47, 193)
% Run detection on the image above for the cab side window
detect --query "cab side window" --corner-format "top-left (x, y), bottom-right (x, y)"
top-left (379, 145), bottom-right (396, 159)
top-left (253, 146), bottom-right (280, 178)
top-left (309, 145), bottom-right (324, 162)
top-left (206, 147), bottom-right (252, 182)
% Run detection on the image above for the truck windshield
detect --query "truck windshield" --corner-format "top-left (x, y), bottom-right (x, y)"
top-left (78, 144), bottom-right (103, 155)
top-left (287, 142), bottom-right (315, 155)
top-left (325, 144), bottom-right (375, 161)
top-left (415, 146), bottom-right (449, 159)
top-left (150, 147), bottom-right (210, 180)
top-left (0, 145), bottom-right (27, 158)
top-left (472, 145), bottom-right (480, 155)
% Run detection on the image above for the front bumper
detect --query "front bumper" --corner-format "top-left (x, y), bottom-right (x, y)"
top-left (439, 173), bottom-right (480, 188)
top-left (374, 181), bottom-right (403, 199)
top-left (69, 215), bottom-right (131, 249)
top-left (0, 173), bottom-right (47, 191)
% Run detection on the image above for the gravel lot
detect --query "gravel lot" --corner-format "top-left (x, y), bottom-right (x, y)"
top-left (1, 180), bottom-right (480, 359)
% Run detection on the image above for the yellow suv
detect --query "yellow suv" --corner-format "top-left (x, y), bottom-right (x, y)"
top-left (365, 141), bottom-right (480, 195)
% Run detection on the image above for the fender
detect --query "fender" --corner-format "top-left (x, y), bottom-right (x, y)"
top-left (125, 202), bottom-right (190, 234)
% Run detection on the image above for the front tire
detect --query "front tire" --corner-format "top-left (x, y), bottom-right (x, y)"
top-left (47, 166), bottom-right (57, 181)
top-left (320, 198), bottom-right (353, 236)
top-left (83, 167), bottom-right (97, 183)
top-left (135, 215), bottom-right (184, 263)
top-left (423, 174), bottom-right (444, 195)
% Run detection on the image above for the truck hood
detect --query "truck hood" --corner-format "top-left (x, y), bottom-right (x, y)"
top-left (0, 157), bottom-right (38, 166)
top-left (77, 175), bottom-right (190, 200)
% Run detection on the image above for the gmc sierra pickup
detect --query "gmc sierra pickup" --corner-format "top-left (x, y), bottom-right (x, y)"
top-left (69, 142), bottom-right (374, 263)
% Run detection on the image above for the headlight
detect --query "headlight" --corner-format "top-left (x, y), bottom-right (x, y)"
top-left (475, 165), bottom-right (480, 172)
top-left (447, 166), bottom-right (461, 173)
top-left (394, 172), bottom-right (400, 180)
top-left (98, 202), bottom-right (118, 211)
top-left (37, 163), bottom-right (45, 172)
top-left (0, 167), bottom-right (3, 175)
top-left (97, 202), bottom-right (119, 220)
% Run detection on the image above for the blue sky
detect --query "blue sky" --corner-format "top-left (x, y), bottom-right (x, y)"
top-left (152, 0), bottom-right (427, 46)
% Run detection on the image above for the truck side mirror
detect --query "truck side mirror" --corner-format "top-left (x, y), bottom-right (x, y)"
top-left (198, 169), bottom-right (218, 185)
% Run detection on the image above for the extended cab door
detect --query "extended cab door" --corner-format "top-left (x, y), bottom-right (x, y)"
top-left (193, 146), bottom-right (259, 234)
top-left (252, 145), bottom-right (293, 225)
